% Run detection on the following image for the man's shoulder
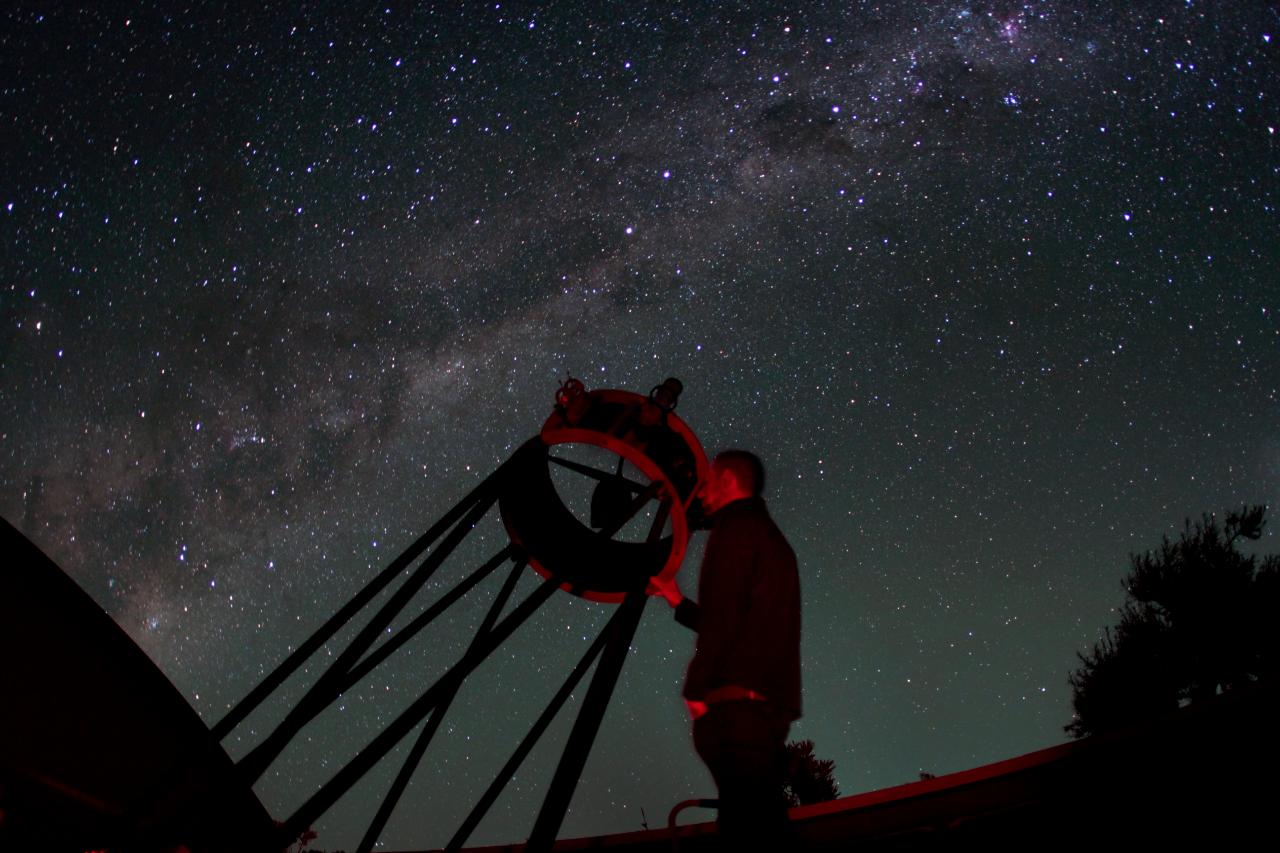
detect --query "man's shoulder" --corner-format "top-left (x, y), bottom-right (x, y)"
top-left (710, 498), bottom-right (769, 541)
top-left (714, 498), bottom-right (794, 557)
top-left (715, 496), bottom-right (770, 524)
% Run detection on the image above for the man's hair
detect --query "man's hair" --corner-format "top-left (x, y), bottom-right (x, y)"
top-left (714, 449), bottom-right (766, 496)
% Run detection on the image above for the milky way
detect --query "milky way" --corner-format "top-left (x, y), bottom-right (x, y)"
top-left (2, 2), bottom-right (1277, 848)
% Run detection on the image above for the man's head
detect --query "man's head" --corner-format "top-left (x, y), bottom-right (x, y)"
top-left (701, 449), bottom-right (765, 514)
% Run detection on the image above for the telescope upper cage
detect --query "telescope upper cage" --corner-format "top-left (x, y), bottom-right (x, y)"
top-left (498, 378), bottom-right (708, 603)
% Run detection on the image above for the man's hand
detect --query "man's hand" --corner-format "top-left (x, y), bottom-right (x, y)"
top-left (646, 573), bottom-right (684, 608)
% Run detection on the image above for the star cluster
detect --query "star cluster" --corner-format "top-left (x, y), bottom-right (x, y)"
top-left (2, 1), bottom-right (1277, 849)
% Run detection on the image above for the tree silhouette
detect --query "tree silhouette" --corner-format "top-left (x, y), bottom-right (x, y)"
top-left (1067, 505), bottom-right (1279, 738)
top-left (782, 739), bottom-right (839, 806)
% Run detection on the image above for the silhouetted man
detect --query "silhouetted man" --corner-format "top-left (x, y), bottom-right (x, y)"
top-left (649, 450), bottom-right (801, 849)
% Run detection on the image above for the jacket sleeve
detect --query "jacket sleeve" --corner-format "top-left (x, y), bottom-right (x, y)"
top-left (682, 514), bottom-right (756, 700)
top-left (674, 597), bottom-right (701, 631)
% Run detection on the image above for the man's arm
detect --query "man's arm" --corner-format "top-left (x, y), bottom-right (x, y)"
top-left (647, 574), bottom-right (701, 630)
top-left (673, 597), bottom-right (701, 630)
top-left (681, 515), bottom-right (756, 697)
top-left (647, 574), bottom-right (706, 718)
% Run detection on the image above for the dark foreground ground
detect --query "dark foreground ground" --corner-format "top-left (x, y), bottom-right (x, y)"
top-left (5, 515), bottom-right (1276, 852)
top-left (434, 683), bottom-right (1280, 852)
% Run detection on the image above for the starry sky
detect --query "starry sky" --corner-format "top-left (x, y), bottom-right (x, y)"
top-left (2, 0), bottom-right (1277, 849)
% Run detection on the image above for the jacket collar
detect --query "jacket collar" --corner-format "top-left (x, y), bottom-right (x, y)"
top-left (711, 494), bottom-right (767, 522)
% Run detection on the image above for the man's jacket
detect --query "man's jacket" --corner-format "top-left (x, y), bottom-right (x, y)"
top-left (676, 496), bottom-right (802, 720)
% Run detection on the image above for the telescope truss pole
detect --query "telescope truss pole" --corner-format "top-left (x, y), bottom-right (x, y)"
top-left (526, 498), bottom-right (669, 851)
top-left (210, 437), bottom-right (680, 853)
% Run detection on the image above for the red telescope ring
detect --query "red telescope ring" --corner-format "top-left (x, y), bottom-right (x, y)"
top-left (498, 382), bottom-right (708, 603)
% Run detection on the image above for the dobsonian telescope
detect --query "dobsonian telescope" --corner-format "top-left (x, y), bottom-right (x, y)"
top-left (1, 376), bottom-right (709, 852)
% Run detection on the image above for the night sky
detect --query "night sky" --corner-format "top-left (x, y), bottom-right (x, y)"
top-left (3, 1), bottom-right (1277, 849)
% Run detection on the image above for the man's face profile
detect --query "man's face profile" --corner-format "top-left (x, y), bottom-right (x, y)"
top-left (699, 461), bottom-right (738, 515)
